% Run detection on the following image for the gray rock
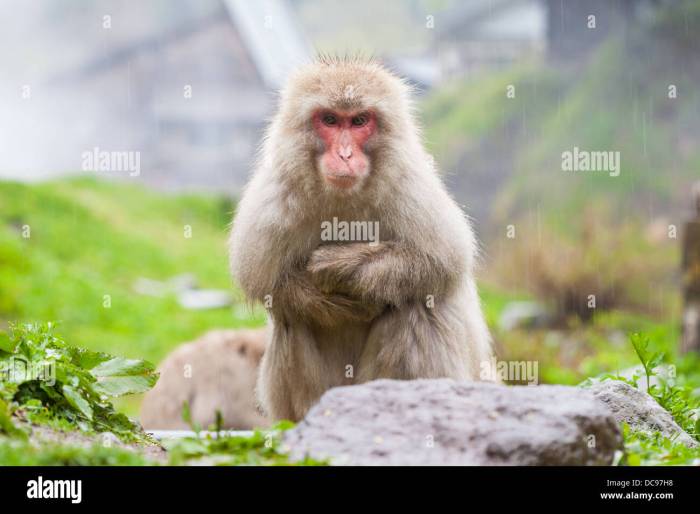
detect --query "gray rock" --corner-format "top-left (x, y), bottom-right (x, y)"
top-left (283, 379), bottom-right (622, 465)
top-left (177, 289), bottom-right (233, 310)
top-left (133, 273), bottom-right (199, 297)
top-left (586, 380), bottom-right (697, 447)
top-left (498, 301), bottom-right (553, 331)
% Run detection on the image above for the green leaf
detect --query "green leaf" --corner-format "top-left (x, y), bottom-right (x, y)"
top-left (0, 332), bottom-right (17, 353)
top-left (92, 374), bottom-right (158, 397)
top-left (630, 333), bottom-right (651, 366)
top-left (68, 347), bottom-right (112, 370)
top-left (89, 357), bottom-right (158, 397)
top-left (62, 385), bottom-right (94, 420)
top-left (180, 401), bottom-right (201, 433)
top-left (181, 401), bottom-right (192, 426)
top-left (90, 357), bottom-right (154, 377)
top-left (0, 323), bottom-right (156, 443)
top-left (648, 352), bottom-right (665, 370)
top-left (0, 398), bottom-right (24, 438)
top-left (626, 453), bottom-right (641, 466)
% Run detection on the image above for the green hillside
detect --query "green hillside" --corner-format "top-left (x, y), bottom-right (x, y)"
top-left (0, 177), bottom-right (265, 366)
top-left (423, 2), bottom-right (700, 228)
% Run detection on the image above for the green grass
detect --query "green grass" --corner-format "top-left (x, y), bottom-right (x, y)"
top-left (0, 437), bottom-right (156, 466)
top-left (164, 421), bottom-right (327, 466)
top-left (0, 322), bottom-right (319, 466)
top-left (422, 61), bottom-right (565, 171)
top-left (494, 307), bottom-right (684, 386)
top-left (0, 176), bottom-right (265, 414)
top-left (0, 176), bottom-right (265, 360)
top-left (622, 425), bottom-right (700, 466)
top-left (585, 332), bottom-right (700, 465)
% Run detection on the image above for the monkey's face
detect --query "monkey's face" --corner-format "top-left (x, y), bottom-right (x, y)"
top-left (311, 109), bottom-right (376, 192)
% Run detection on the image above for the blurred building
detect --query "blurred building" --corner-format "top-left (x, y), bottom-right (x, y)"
top-left (14, 0), bottom-right (310, 192)
top-left (545, 0), bottom-right (633, 60)
top-left (433, 0), bottom-right (668, 77)
top-left (434, 0), bottom-right (546, 79)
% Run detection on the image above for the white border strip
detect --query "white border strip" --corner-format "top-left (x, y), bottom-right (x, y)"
top-left (147, 430), bottom-right (255, 440)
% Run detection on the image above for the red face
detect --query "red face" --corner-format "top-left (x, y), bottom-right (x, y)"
top-left (312, 109), bottom-right (377, 190)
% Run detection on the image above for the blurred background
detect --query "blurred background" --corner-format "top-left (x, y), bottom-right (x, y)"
top-left (1, 0), bottom-right (699, 413)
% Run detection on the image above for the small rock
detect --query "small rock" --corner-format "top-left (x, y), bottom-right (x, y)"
top-left (133, 277), bottom-right (169, 297)
top-left (499, 301), bottom-right (553, 331)
top-left (586, 380), bottom-right (697, 447)
top-left (177, 289), bottom-right (233, 310)
top-left (133, 273), bottom-right (198, 297)
top-left (283, 379), bottom-right (622, 465)
top-left (168, 273), bottom-right (198, 292)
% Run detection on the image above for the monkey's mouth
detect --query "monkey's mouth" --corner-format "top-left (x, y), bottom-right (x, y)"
top-left (324, 173), bottom-right (357, 189)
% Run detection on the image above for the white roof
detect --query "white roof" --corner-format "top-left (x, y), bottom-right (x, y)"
top-left (224, 0), bottom-right (311, 89)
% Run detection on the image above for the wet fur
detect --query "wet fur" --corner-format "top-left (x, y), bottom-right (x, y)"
top-left (229, 58), bottom-right (494, 420)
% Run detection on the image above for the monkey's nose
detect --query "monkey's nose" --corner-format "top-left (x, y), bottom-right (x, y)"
top-left (338, 145), bottom-right (353, 161)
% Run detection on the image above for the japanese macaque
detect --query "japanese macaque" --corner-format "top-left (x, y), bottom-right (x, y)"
top-left (229, 57), bottom-right (494, 421)
top-left (140, 329), bottom-right (269, 430)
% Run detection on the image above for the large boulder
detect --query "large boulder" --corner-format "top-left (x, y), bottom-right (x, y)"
top-left (586, 380), bottom-right (697, 447)
top-left (283, 379), bottom-right (622, 465)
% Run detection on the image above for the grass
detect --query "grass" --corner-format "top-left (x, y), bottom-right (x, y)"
top-left (485, 210), bottom-right (680, 320)
top-left (0, 438), bottom-right (155, 466)
top-left (0, 176), bottom-right (265, 414)
top-left (585, 332), bottom-right (700, 465)
top-left (0, 176), bottom-right (266, 361)
top-left (164, 421), bottom-right (327, 466)
top-left (0, 322), bottom-right (322, 466)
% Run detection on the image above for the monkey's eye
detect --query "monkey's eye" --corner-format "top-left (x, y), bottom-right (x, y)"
top-left (351, 114), bottom-right (369, 127)
top-left (322, 113), bottom-right (338, 126)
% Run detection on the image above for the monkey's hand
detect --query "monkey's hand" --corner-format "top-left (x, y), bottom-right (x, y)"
top-left (308, 241), bottom-right (454, 306)
top-left (307, 242), bottom-right (388, 295)
top-left (271, 268), bottom-right (383, 327)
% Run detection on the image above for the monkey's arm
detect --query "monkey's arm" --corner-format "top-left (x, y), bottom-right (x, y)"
top-left (307, 241), bottom-right (463, 307)
top-left (270, 267), bottom-right (384, 327)
top-left (232, 241), bottom-right (381, 327)
top-left (230, 182), bottom-right (382, 326)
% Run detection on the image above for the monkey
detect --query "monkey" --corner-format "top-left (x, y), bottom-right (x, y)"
top-left (229, 56), bottom-right (494, 422)
top-left (140, 328), bottom-right (269, 430)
